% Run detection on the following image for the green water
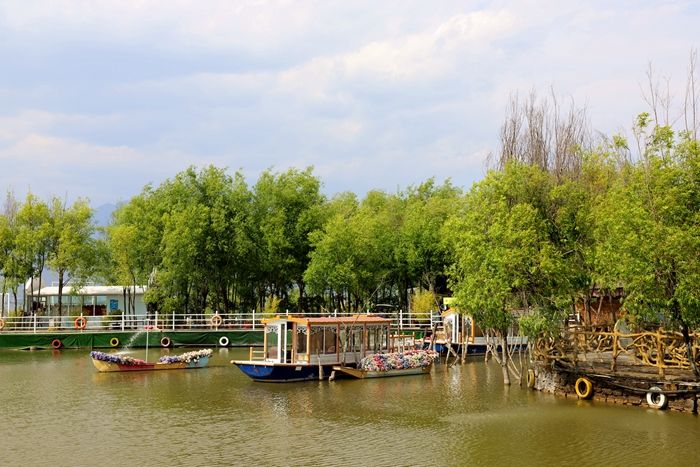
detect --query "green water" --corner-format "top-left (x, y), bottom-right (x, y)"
top-left (0, 348), bottom-right (697, 466)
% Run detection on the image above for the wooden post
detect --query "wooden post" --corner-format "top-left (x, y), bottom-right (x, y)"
top-left (428, 323), bottom-right (437, 351)
top-left (611, 331), bottom-right (618, 372)
top-left (657, 329), bottom-right (665, 378)
top-left (317, 350), bottom-right (324, 380)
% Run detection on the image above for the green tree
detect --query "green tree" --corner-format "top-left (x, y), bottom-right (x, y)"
top-left (46, 198), bottom-right (96, 317)
top-left (13, 194), bottom-right (51, 315)
top-left (594, 118), bottom-right (700, 374)
top-left (252, 167), bottom-right (325, 312)
top-left (397, 179), bottom-right (461, 306)
top-left (445, 163), bottom-right (570, 384)
top-left (305, 190), bottom-right (399, 312)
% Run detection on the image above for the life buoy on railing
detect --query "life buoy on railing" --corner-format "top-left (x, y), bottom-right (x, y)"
top-left (160, 336), bottom-right (171, 348)
top-left (74, 316), bottom-right (87, 330)
top-left (0, 318), bottom-right (5, 330)
top-left (210, 314), bottom-right (222, 328)
top-left (646, 386), bottom-right (668, 409)
top-left (110, 337), bottom-right (120, 347)
top-left (51, 339), bottom-right (62, 349)
top-left (526, 369), bottom-right (536, 389)
top-left (219, 336), bottom-right (230, 347)
top-left (575, 377), bottom-right (593, 400)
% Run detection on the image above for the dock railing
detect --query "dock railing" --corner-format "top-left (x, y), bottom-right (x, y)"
top-left (0, 309), bottom-right (436, 335)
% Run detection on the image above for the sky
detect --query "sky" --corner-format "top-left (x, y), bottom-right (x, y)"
top-left (0, 0), bottom-right (699, 206)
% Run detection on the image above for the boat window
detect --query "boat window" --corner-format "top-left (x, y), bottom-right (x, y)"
top-left (339, 327), bottom-right (360, 354)
top-left (310, 326), bottom-right (337, 354)
top-left (266, 325), bottom-right (279, 359)
top-left (368, 327), bottom-right (384, 352)
top-left (296, 325), bottom-right (308, 355)
top-left (366, 326), bottom-right (390, 352)
top-left (324, 328), bottom-right (337, 353)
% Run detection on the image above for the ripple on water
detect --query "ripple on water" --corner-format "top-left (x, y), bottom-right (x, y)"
top-left (1, 350), bottom-right (700, 466)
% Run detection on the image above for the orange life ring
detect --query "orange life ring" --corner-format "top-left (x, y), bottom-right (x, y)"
top-left (51, 339), bottom-right (62, 349)
top-left (210, 314), bottom-right (222, 327)
top-left (74, 316), bottom-right (87, 330)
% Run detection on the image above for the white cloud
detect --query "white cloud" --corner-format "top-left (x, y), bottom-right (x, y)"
top-left (0, 1), bottom-right (698, 205)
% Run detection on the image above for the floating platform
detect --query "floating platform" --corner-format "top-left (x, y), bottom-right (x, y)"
top-left (0, 330), bottom-right (263, 350)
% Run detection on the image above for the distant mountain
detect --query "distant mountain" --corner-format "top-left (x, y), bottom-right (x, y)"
top-left (94, 203), bottom-right (117, 227)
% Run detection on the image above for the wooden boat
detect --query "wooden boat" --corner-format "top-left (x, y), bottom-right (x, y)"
top-left (331, 349), bottom-right (436, 379)
top-left (90, 349), bottom-right (212, 372)
top-left (332, 363), bottom-right (433, 379)
top-left (233, 314), bottom-right (399, 382)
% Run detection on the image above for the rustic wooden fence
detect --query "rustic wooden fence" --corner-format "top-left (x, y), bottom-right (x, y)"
top-left (534, 326), bottom-right (700, 378)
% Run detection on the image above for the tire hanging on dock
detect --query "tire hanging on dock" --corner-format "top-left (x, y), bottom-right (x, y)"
top-left (526, 369), bottom-right (536, 389)
top-left (575, 377), bottom-right (593, 399)
top-left (51, 339), bottom-right (62, 349)
top-left (219, 336), bottom-right (229, 347)
top-left (160, 336), bottom-right (172, 348)
top-left (110, 337), bottom-right (120, 347)
top-left (646, 386), bottom-right (668, 409)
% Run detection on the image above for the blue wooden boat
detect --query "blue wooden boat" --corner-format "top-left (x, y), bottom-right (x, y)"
top-left (233, 314), bottom-right (394, 382)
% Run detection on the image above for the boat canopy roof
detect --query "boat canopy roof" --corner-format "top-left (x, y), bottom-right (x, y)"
top-left (262, 314), bottom-right (391, 326)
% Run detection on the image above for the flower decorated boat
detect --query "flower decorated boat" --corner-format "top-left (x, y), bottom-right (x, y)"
top-left (90, 349), bottom-right (212, 372)
top-left (331, 349), bottom-right (437, 379)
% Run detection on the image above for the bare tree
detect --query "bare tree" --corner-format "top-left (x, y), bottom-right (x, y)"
top-left (684, 48), bottom-right (699, 140)
top-left (495, 89), bottom-right (592, 181)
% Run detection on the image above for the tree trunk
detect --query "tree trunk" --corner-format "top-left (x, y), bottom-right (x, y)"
top-left (501, 333), bottom-right (511, 385)
top-left (122, 287), bottom-right (127, 319)
top-left (296, 280), bottom-right (305, 313)
top-left (57, 269), bottom-right (65, 318)
top-left (37, 263), bottom-right (43, 316)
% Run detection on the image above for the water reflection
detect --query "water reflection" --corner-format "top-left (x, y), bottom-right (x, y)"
top-left (1, 349), bottom-right (699, 466)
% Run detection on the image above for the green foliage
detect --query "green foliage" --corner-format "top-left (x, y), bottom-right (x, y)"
top-left (445, 163), bottom-right (566, 333)
top-left (252, 167), bottom-right (326, 311)
top-left (410, 289), bottom-right (437, 322)
top-left (263, 295), bottom-right (282, 317)
top-left (594, 119), bottom-right (700, 329)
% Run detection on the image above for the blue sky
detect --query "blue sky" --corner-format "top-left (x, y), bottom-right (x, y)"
top-left (1, 1), bottom-right (698, 205)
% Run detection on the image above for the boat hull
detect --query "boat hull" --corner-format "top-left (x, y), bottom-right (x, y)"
top-left (332, 364), bottom-right (432, 379)
top-left (234, 361), bottom-right (337, 382)
top-left (91, 356), bottom-right (209, 372)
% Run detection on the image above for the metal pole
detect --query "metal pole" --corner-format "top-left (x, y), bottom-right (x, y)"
top-left (252, 309), bottom-right (256, 330)
top-left (172, 311), bottom-right (175, 331)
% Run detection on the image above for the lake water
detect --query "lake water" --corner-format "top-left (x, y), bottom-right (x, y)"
top-left (1, 348), bottom-right (698, 466)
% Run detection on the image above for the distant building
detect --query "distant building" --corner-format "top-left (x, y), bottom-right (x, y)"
top-left (29, 284), bottom-right (148, 318)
